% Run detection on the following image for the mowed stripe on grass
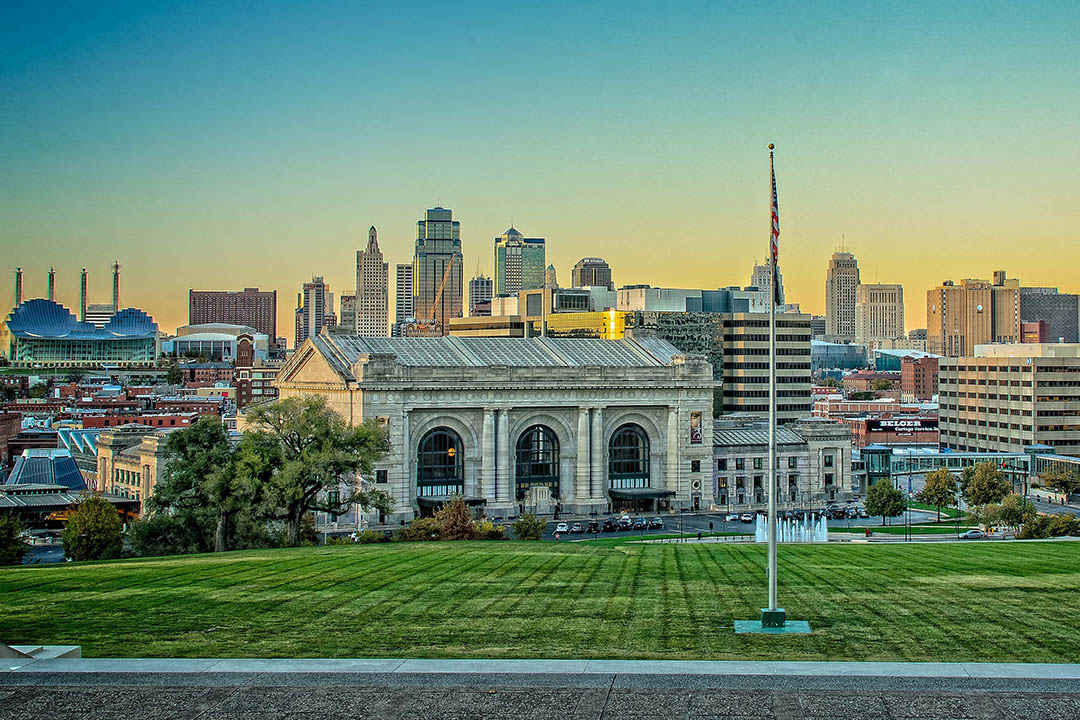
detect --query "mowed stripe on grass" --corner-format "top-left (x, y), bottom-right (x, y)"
top-left (1, 541), bottom-right (1078, 661)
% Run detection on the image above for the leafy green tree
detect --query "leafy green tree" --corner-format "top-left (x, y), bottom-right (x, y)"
top-left (61, 496), bottom-right (123, 561)
top-left (916, 468), bottom-right (957, 522)
top-left (870, 379), bottom-right (894, 392)
top-left (866, 479), bottom-right (906, 526)
top-left (0, 515), bottom-right (30, 565)
top-left (1039, 468), bottom-right (1080, 496)
top-left (961, 462), bottom-right (1012, 507)
top-left (996, 494), bottom-right (1036, 530)
top-left (165, 360), bottom-right (183, 386)
top-left (156, 416), bottom-right (238, 553)
top-left (243, 397), bottom-right (393, 546)
top-left (397, 517), bottom-right (442, 542)
top-left (511, 513), bottom-right (546, 541)
top-left (849, 391), bottom-right (876, 401)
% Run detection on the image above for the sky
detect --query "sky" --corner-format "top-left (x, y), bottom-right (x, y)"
top-left (2, 1), bottom-right (1078, 337)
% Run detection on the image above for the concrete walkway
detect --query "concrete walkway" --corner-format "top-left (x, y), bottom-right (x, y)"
top-left (3, 659), bottom-right (1080, 719)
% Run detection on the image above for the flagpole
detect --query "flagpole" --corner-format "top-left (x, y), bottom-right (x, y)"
top-left (767, 144), bottom-right (778, 614)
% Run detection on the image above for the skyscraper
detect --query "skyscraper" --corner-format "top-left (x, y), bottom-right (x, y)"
top-left (189, 288), bottom-right (278, 338)
top-left (926, 271), bottom-right (1020, 356)
top-left (339, 293), bottom-right (357, 332)
top-left (750, 262), bottom-right (784, 304)
top-left (493, 227), bottom-right (545, 296)
top-left (825, 252), bottom-right (860, 341)
top-left (295, 276), bottom-right (329, 348)
top-left (413, 206), bottom-right (463, 334)
top-left (355, 226), bottom-right (389, 337)
top-left (469, 275), bottom-right (493, 317)
top-left (393, 263), bottom-right (414, 336)
top-left (854, 284), bottom-right (905, 350)
top-left (571, 257), bottom-right (613, 290)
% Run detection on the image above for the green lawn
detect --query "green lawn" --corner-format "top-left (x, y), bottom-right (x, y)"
top-left (830, 526), bottom-right (976, 535)
top-left (2, 541), bottom-right (1078, 662)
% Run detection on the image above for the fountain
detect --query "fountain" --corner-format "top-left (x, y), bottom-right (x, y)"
top-left (754, 513), bottom-right (828, 543)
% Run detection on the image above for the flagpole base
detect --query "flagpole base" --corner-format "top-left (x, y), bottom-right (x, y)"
top-left (734, 609), bottom-right (812, 634)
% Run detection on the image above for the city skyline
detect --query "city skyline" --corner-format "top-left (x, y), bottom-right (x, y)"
top-left (2, 3), bottom-right (1079, 336)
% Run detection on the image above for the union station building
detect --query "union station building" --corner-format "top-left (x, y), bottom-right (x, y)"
top-left (274, 333), bottom-right (716, 523)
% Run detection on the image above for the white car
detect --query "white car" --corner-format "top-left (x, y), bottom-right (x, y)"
top-left (554, 523), bottom-right (569, 534)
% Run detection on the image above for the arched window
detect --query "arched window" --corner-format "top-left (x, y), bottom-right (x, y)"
top-left (417, 427), bottom-right (464, 497)
top-left (609, 423), bottom-right (650, 489)
top-left (516, 425), bottom-right (560, 500)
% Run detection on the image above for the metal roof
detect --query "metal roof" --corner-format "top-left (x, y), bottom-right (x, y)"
top-left (317, 334), bottom-right (682, 370)
top-left (713, 426), bottom-right (805, 448)
top-left (5, 299), bottom-right (156, 340)
top-left (5, 449), bottom-right (87, 490)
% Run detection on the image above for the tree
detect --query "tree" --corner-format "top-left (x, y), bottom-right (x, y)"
top-left (916, 468), bottom-right (957, 522)
top-left (511, 513), bottom-right (546, 541)
top-left (156, 416), bottom-right (238, 553)
top-left (165, 359), bottom-right (183, 385)
top-left (996, 494), bottom-right (1036, 530)
top-left (849, 391), bottom-right (876, 401)
top-left (866, 479), bottom-right (906, 525)
top-left (961, 462), bottom-right (1012, 507)
top-left (243, 396), bottom-right (393, 546)
top-left (0, 515), bottom-right (30, 565)
top-left (61, 496), bottom-right (123, 561)
top-left (870, 379), bottom-right (894, 392)
top-left (1040, 467), bottom-right (1080, 496)
top-left (434, 496), bottom-right (477, 540)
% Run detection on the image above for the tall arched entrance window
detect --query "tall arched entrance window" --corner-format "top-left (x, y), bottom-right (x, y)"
top-left (515, 425), bottom-right (560, 501)
top-left (416, 428), bottom-right (464, 499)
top-left (608, 423), bottom-right (670, 513)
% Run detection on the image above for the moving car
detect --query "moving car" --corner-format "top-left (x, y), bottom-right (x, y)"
top-left (554, 522), bottom-right (569, 534)
top-left (959, 529), bottom-right (985, 540)
top-left (740, 513), bottom-right (754, 523)
top-left (649, 517), bottom-right (664, 529)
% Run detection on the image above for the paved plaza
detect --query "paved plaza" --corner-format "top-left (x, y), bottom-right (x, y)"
top-left (3, 660), bottom-right (1080, 719)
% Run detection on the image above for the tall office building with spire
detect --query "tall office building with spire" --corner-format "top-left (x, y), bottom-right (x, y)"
top-left (494, 227), bottom-right (545, 296)
top-left (355, 226), bottom-right (388, 336)
top-left (751, 262), bottom-right (784, 304)
top-left (413, 206), bottom-right (463, 333)
top-left (825, 252), bottom-right (860, 341)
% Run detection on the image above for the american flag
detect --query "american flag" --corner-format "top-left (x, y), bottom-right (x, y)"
top-left (769, 145), bottom-right (781, 305)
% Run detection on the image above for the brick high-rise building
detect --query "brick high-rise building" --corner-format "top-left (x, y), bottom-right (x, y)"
top-left (900, 355), bottom-right (938, 402)
top-left (355, 226), bottom-right (388, 337)
top-left (572, 257), bottom-right (614, 291)
top-left (926, 271), bottom-right (1020, 357)
top-left (189, 288), bottom-right (277, 339)
top-left (825, 252), bottom-right (859, 341)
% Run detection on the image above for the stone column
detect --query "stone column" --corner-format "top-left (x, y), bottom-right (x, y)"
top-left (482, 409), bottom-right (496, 502)
top-left (576, 407), bottom-right (590, 501)
top-left (400, 411), bottom-right (411, 513)
top-left (667, 406), bottom-right (679, 497)
top-left (590, 407), bottom-right (604, 500)
top-left (497, 408), bottom-right (511, 503)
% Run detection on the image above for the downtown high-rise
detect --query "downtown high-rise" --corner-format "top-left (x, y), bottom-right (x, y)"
top-left (854, 283), bottom-right (905, 350)
top-left (355, 226), bottom-right (388, 337)
top-left (392, 263), bottom-right (414, 336)
top-left (493, 227), bottom-right (545, 296)
top-left (571, 257), bottom-right (614, 290)
top-left (413, 206), bottom-right (463, 333)
top-left (825, 252), bottom-right (860, 341)
top-left (295, 276), bottom-right (329, 348)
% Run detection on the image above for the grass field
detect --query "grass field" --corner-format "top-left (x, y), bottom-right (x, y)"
top-left (830, 526), bottom-right (976, 535)
top-left (2, 541), bottom-right (1078, 662)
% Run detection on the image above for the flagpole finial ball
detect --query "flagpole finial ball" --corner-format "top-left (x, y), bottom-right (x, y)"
top-left (768, 143), bottom-right (774, 150)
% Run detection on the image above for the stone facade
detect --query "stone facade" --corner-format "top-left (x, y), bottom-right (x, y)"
top-left (275, 334), bottom-right (716, 522)
top-left (95, 424), bottom-right (169, 503)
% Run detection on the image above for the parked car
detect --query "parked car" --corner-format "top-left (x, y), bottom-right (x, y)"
top-left (831, 508), bottom-right (847, 520)
top-left (570, 522), bottom-right (583, 533)
top-left (585, 521), bottom-right (599, 534)
top-left (857, 507), bottom-right (869, 518)
top-left (781, 510), bottom-right (794, 520)
top-left (845, 507), bottom-right (858, 519)
top-left (725, 513), bottom-right (740, 522)
top-left (740, 513), bottom-right (754, 523)
top-left (602, 519), bottom-right (617, 532)
top-left (618, 516), bottom-right (633, 530)
top-left (649, 517), bottom-right (664, 529)
top-left (959, 529), bottom-right (985, 540)
top-left (632, 517), bottom-right (648, 530)
top-left (555, 522), bottom-right (569, 534)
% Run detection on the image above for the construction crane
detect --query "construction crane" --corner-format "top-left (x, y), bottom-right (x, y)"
top-left (410, 252), bottom-right (460, 336)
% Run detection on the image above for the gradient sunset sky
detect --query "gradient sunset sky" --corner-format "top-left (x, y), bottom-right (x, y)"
top-left (2, 1), bottom-right (1078, 337)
